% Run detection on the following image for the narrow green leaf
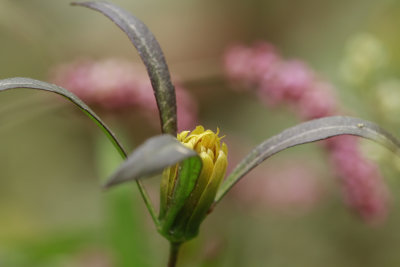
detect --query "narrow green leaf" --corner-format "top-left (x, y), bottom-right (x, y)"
top-left (105, 135), bottom-right (200, 188)
top-left (0, 77), bottom-right (127, 158)
top-left (215, 116), bottom-right (400, 202)
top-left (72, 1), bottom-right (177, 135)
top-left (0, 77), bottom-right (160, 224)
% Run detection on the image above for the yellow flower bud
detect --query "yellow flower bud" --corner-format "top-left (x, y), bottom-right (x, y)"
top-left (159, 126), bottom-right (228, 242)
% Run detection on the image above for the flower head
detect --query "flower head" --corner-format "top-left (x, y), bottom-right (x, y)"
top-left (159, 126), bottom-right (228, 242)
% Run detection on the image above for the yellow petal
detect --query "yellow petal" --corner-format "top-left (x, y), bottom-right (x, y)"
top-left (185, 149), bottom-right (227, 235)
top-left (196, 151), bottom-right (215, 193)
top-left (221, 142), bottom-right (228, 155)
top-left (209, 149), bottom-right (228, 189)
top-left (177, 131), bottom-right (190, 141)
top-left (207, 148), bottom-right (214, 162)
top-left (190, 125), bottom-right (205, 136)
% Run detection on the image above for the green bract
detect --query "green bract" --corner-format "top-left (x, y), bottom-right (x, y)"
top-left (159, 126), bottom-right (228, 242)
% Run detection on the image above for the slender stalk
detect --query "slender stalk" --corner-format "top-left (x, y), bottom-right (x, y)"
top-left (168, 242), bottom-right (182, 267)
top-left (135, 179), bottom-right (160, 228)
top-left (114, 140), bottom-right (160, 228)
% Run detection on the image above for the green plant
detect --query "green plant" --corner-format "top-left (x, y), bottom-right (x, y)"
top-left (1, 2), bottom-right (400, 266)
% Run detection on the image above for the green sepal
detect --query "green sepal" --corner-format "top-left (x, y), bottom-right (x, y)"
top-left (159, 165), bottom-right (177, 219)
top-left (159, 157), bottom-right (202, 242)
top-left (168, 153), bottom-right (216, 240)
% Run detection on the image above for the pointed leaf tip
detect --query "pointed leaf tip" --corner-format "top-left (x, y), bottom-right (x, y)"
top-left (104, 134), bottom-right (200, 189)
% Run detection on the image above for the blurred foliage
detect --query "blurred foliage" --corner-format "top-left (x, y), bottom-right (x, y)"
top-left (1, 0), bottom-right (400, 266)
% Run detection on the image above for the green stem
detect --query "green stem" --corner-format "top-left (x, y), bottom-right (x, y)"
top-left (168, 242), bottom-right (182, 267)
top-left (113, 138), bottom-right (160, 228)
top-left (135, 179), bottom-right (160, 228)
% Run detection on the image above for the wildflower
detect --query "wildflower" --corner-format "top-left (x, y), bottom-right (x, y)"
top-left (223, 41), bottom-right (389, 222)
top-left (326, 135), bottom-right (389, 223)
top-left (50, 58), bottom-right (198, 130)
top-left (297, 81), bottom-right (337, 119)
top-left (3, 2), bottom-right (400, 266)
top-left (159, 126), bottom-right (228, 242)
top-left (223, 43), bottom-right (279, 89)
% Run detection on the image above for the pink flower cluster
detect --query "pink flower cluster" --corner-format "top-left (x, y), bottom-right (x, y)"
top-left (224, 42), bottom-right (337, 118)
top-left (325, 136), bottom-right (388, 223)
top-left (50, 58), bottom-right (197, 131)
top-left (223, 42), bottom-right (389, 223)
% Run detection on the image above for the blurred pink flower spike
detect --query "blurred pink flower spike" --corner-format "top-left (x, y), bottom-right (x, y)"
top-left (223, 43), bottom-right (280, 90)
top-left (50, 58), bottom-right (198, 131)
top-left (325, 135), bottom-right (389, 224)
top-left (223, 41), bottom-right (389, 223)
top-left (297, 81), bottom-right (337, 119)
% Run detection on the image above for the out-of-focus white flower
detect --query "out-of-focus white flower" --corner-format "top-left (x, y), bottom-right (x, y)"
top-left (339, 33), bottom-right (387, 86)
top-left (376, 79), bottom-right (400, 123)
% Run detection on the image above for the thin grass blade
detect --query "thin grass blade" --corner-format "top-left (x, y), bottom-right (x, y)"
top-left (72, 1), bottom-right (177, 135)
top-left (0, 77), bottom-right (127, 158)
top-left (215, 116), bottom-right (400, 202)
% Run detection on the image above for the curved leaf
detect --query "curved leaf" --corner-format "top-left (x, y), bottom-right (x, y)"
top-left (105, 134), bottom-right (201, 188)
top-left (72, 1), bottom-right (177, 135)
top-left (215, 116), bottom-right (400, 202)
top-left (0, 77), bottom-right (161, 225)
top-left (0, 77), bottom-right (127, 158)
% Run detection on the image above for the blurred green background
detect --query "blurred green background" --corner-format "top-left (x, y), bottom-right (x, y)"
top-left (1, 0), bottom-right (400, 266)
